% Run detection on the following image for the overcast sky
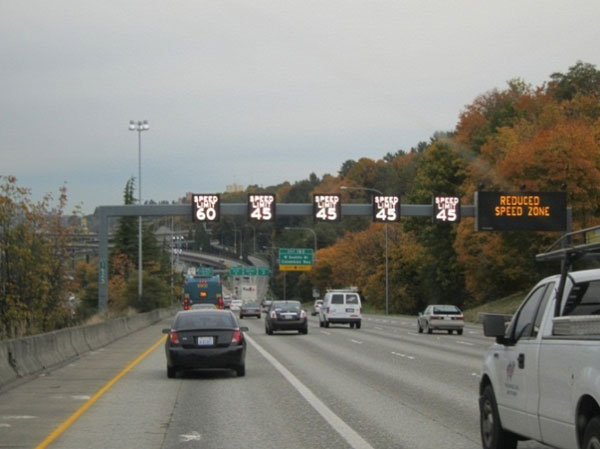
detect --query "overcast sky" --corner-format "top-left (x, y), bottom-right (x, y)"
top-left (1, 1), bottom-right (598, 215)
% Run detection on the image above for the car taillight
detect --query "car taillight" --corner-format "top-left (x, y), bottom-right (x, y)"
top-left (218, 297), bottom-right (224, 309)
top-left (300, 310), bottom-right (306, 319)
top-left (270, 310), bottom-right (277, 319)
top-left (454, 316), bottom-right (464, 320)
top-left (170, 331), bottom-right (180, 344)
top-left (232, 329), bottom-right (242, 344)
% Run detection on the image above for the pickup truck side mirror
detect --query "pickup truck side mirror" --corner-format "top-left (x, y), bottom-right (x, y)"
top-left (482, 314), bottom-right (514, 346)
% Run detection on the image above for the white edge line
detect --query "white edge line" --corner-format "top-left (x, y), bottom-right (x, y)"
top-left (246, 335), bottom-right (375, 449)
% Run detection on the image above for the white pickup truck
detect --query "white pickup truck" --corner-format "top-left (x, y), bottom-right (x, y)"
top-left (479, 227), bottom-right (600, 449)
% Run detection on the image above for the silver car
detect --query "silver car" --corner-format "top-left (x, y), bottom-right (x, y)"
top-left (418, 304), bottom-right (464, 335)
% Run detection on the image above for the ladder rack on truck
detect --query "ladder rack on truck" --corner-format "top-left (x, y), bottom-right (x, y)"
top-left (536, 224), bottom-right (600, 317)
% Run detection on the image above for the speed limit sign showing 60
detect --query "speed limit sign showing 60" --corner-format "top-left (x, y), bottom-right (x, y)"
top-left (192, 194), bottom-right (220, 222)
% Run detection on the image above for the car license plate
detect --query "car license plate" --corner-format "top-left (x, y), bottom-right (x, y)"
top-left (346, 308), bottom-right (354, 313)
top-left (283, 315), bottom-right (293, 320)
top-left (197, 336), bottom-right (214, 346)
top-left (444, 316), bottom-right (451, 320)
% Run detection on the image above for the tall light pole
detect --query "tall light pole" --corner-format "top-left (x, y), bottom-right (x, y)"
top-left (129, 120), bottom-right (149, 302)
top-left (283, 227), bottom-right (317, 263)
top-left (341, 185), bottom-right (389, 315)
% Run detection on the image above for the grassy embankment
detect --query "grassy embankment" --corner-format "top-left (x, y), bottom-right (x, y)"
top-left (357, 291), bottom-right (527, 323)
top-left (303, 291), bottom-right (527, 323)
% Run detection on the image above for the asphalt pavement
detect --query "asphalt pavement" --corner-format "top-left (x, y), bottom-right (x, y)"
top-left (0, 313), bottom-right (552, 449)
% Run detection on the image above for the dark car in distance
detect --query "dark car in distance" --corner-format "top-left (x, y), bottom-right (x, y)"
top-left (163, 309), bottom-right (248, 378)
top-left (239, 301), bottom-right (261, 319)
top-left (265, 300), bottom-right (308, 335)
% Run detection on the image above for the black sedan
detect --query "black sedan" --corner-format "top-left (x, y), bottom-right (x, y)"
top-left (239, 301), bottom-right (261, 319)
top-left (265, 300), bottom-right (308, 335)
top-left (162, 310), bottom-right (248, 378)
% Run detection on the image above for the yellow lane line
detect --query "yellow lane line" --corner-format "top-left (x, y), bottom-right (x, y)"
top-left (34, 335), bottom-right (167, 449)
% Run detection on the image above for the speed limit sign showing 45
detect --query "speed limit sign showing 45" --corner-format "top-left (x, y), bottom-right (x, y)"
top-left (248, 194), bottom-right (276, 221)
top-left (192, 194), bottom-right (220, 222)
top-left (313, 194), bottom-right (341, 222)
top-left (433, 196), bottom-right (461, 223)
top-left (373, 195), bottom-right (400, 222)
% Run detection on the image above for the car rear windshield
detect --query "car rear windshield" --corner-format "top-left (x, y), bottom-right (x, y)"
top-left (244, 302), bottom-right (259, 307)
top-left (432, 306), bottom-right (461, 314)
top-left (331, 294), bottom-right (344, 304)
top-left (346, 294), bottom-right (359, 304)
top-left (272, 302), bottom-right (301, 311)
top-left (175, 312), bottom-right (236, 330)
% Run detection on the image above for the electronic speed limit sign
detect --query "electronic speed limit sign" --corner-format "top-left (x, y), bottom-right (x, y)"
top-left (248, 194), bottom-right (276, 221)
top-left (433, 196), bottom-right (461, 223)
top-left (373, 195), bottom-right (400, 222)
top-left (313, 194), bottom-right (341, 222)
top-left (192, 194), bottom-right (220, 222)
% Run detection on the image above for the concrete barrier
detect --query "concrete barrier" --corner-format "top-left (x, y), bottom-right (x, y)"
top-left (0, 341), bottom-right (17, 389)
top-left (0, 307), bottom-right (177, 391)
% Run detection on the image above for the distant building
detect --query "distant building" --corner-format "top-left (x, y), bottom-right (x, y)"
top-left (225, 183), bottom-right (244, 193)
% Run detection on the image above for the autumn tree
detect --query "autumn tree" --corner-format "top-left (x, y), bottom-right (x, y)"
top-left (107, 177), bottom-right (173, 313)
top-left (403, 140), bottom-right (469, 307)
top-left (549, 61), bottom-right (600, 102)
top-left (0, 176), bottom-right (76, 338)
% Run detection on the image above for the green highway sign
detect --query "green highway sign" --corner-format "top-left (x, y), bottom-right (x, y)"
top-left (229, 266), bottom-right (270, 276)
top-left (279, 248), bottom-right (314, 270)
top-left (229, 266), bottom-right (244, 276)
top-left (196, 267), bottom-right (214, 276)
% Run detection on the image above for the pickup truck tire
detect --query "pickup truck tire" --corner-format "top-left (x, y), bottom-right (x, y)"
top-left (583, 416), bottom-right (600, 449)
top-left (480, 385), bottom-right (518, 449)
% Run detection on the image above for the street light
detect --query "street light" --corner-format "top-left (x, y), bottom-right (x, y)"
top-left (283, 226), bottom-right (317, 263)
top-left (341, 185), bottom-right (389, 315)
top-left (129, 120), bottom-right (149, 302)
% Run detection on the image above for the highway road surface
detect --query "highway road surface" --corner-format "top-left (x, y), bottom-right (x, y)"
top-left (0, 313), bottom-right (552, 449)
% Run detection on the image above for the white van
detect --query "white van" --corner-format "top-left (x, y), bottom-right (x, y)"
top-left (319, 290), bottom-right (362, 329)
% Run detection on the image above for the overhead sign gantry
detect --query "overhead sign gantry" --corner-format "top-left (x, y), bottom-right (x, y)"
top-left (95, 190), bottom-right (569, 312)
